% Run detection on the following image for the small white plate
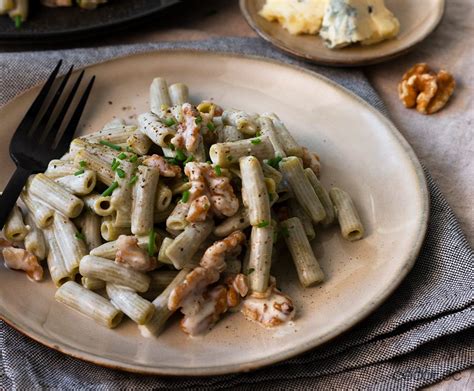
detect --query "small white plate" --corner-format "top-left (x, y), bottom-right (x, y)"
top-left (0, 50), bottom-right (428, 375)
top-left (241, 0), bottom-right (446, 66)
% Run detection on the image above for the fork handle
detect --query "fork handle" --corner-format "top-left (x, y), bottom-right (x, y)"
top-left (0, 167), bottom-right (33, 230)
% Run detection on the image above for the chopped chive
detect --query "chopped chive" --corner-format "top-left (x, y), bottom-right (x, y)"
top-left (79, 160), bottom-right (87, 168)
top-left (257, 220), bottom-right (269, 228)
top-left (267, 155), bottom-right (283, 169)
top-left (148, 230), bottom-right (156, 256)
top-left (75, 232), bottom-right (85, 241)
top-left (280, 226), bottom-right (290, 238)
top-left (181, 190), bottom-right (190, 203)
top-left (175, 149), bottom-right (186, 161)
top-left (246, 268), bottom-right (255, 275)
top-left (251, 138), bottom-right (261, 145)
top-left (214, 165), bottom-right (222, 176)
top-left (164, 117), bottom-right (176, 127)
top-left (227, 155), bottom-right (233, 161)
top-left (126, 146), bottom-right (134, 152)
top-left (99, 140), bottom-right (122, 151)
top-left (195, 115), bottom-right (203, 124)
top-left (116, 168), bottom-right (125, 179)
top-left (255, 130), bottom-right (261, 137)
top-left (165, 157), bottom-right (179, 165)
top-left (14, 15), bottom-right (22, 29)
top-left (111, 160), bottom-right (120, 171)
top-left (117, 152), bottom-right (127, 160)
top-left (102, 181), bottom-right (119, 196)
top-left (207, 122), bottom-right (216, 132)
top-left (184, 155), bottom-right (194, 164)
top-left (129, 155), bottom-right (138, 163)
top-left (128, 175), bottom-right (138, 186)
top-left (167, 143), bottom-right (176, 151)
top-left (74, 169), bottom-right (85, 176)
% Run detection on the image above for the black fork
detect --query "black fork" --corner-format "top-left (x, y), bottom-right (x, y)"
top-left (0, 61), bottom-right (95, 229)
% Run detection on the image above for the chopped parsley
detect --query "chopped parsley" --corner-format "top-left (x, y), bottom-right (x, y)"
top-left (175, 149), bottom-right (186, 161)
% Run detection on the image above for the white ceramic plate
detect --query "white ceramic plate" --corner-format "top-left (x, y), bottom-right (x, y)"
top-left (0, 51), bottom-right (428, 375)
top-left (240, 0), bottom-right (446, 66)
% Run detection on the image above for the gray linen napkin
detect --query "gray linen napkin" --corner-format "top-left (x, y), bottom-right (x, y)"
top-left (1, 38), bottom-right (473, 390)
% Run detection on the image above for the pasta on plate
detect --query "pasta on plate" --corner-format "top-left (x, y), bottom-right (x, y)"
top-left (1, 77), bottom-right (365, 337)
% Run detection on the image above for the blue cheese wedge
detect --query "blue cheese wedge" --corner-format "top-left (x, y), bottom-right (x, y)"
top-left (259, 0), bottom-right (329, 35)
top-left (319, 0), bottom-right (400, 48)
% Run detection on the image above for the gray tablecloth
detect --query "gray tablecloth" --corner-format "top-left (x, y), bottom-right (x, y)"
top-left (1, 38), bottom-right (473, 390)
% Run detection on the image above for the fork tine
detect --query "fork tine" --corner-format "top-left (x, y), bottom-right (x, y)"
top-left (55, 75), bottom-right (95, 156)
top-left (44, 70), bottom-right (84, 146)
top-left (13, 60), bottom-right (62, 138)
top-left (32, 65), bottom-right (74, 140)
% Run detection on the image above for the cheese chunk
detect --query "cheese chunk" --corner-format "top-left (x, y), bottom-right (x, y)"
top-left (319, 0), bottom-right (400, 48)
top-left (260, 0), bottom-right (329, 35)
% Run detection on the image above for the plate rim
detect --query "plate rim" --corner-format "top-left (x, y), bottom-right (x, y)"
top-left (0, 0), bottom-right (181, 44)
top-left (239, 0), bottom-right (446, 67)
top-left (0, 49), bottom-right (430, 376)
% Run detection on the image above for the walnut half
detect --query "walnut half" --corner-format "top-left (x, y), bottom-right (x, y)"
top-left (398, 63), bottom-right (455, 115)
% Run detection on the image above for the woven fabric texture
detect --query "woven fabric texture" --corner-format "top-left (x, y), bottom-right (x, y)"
top-left (1, 38), bottom-right (472, 390)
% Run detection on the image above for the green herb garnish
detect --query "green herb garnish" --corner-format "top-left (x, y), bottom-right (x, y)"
top-left (184, 155), bottom-right (194, 165)
top-left (116, 168), bottom-right (125, 179)
top-left (117, 152), bottom-right (127, 160)
top-left (79, 160), bottom-right (87, 168)
top-left (175, 149), bottom-right (186, 161)
top-left (251, 138), bottom-right (261, 145)
top-left (75, 232), bottom-right (85, 241)
top-left (128, 175), bottom-right (138, 186)
top-left (129, 155), bottom-right (138, 163)
top-left (167, 143), bottom-right (176, 151)
top-left (102, 181), bottom-right (119, 196)
top-left (126, 146), bottom-right (134, 152)
top-left (111, 159), bottom-right (120, 171)
top-left (207, 122), bottom-right (215, 132)
top-left (257, 220), bottom-right (269, 228)
top-left (195, 115), bottom-right (203, 124)
top-left (164, 117), bottom-right (176, 127)
top-left (74, 169), bottom-right (85, 176)
top-left (267, 155), bottom-right (283, 169)
top-left (99, 140), bottom-right (122, 151)
top-left (214, 165), bottom-right (222, 176)
top-left (148, 230), bottom-right (156, 256)
top-left (14, 15), bottom-right (22, 29)
top-left (181, 190), bottom-right (190, 203)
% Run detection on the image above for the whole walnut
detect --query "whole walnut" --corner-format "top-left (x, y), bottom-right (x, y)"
top-left (398, 63), bottom-right (455, 115)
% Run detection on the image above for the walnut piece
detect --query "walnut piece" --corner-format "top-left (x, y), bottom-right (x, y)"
top-left (143, 154), bottom-right (181, 177)
top-left (241, 277), bottom-right (295, 328)
top-left (1, 239), bottom-right (43, 282)
top-left (168, 231), bottom-right (247, 335)
top-left (115, 235), bottom-right (157, 272)
top-left (171, 103), bottom-right (202, 152)
top-left (398, 63), bottom-right (455, 115)
top-left (184, 162), bottom-right (239, 222)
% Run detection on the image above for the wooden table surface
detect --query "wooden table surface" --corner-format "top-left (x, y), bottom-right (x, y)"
top-left (2, 0), bottom-right (472, 388)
